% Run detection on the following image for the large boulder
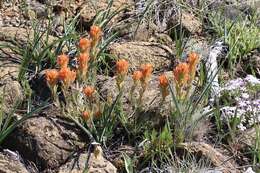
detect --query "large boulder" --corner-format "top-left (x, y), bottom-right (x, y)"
top-left (108, 42), bottom-right (174, 72)
top-left (4, 115), bottom-right (87, 172)
top-left (79, 0), bottom-right (134, 27)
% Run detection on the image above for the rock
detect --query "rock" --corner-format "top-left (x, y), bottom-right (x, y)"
top-left (0, 27), bottom-right (57, 45)
top-left (0, 58), bottom-right (23, 110)
top-left (180, 11), bottom-right (202, 34)
top-left (3, 115), bottom-right (86, 171)
top-left (108, 42), bottom-right (174, 72)
top-left (58, 151), bottom-right (117, 173)
top-left (79, 0), bottom-right (134, 27)
top-left (0, 152), bottom-right (29, 173)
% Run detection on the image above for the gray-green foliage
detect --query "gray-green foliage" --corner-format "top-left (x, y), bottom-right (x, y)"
top-left (208, 9), bottom-right (260, 69)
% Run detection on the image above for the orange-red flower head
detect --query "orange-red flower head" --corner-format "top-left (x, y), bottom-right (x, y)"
top-left (82, 111), bottom-right (90, 121)
top-left (77, 53), bottom-right (89, 71)
top-left (141, 64), bottom-right (153, 79)
top-left (116, 59), bottom-right (129, 75)
top-left (158, 74), bottom-right (169, 88)
top-left (79, 38), bottom-right (91, 53)
top-left (45, 69), bottom-right (59, 87)
top-left (173, 62), bottom-right (189, 87)
top-left (132, 70), bottom-right (143, 82)
top-left (90, 25), bottom-right (102, 42)
top-left (187, 52), bottom-right (199, 81)
top-left (83, 86), bottom-right (95, 98)
top-left (59, 67), bottom-right (76, 87)
top-left (57, 54), bottom-right (69, 68)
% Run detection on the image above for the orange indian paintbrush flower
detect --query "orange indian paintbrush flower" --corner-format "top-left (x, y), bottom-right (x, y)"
top-left (90, 25), bottom-right (102, 41)
top-left (79, 38), bottom-right (91, 53)
top-left (116, 59), bottom-right (129, 75)
top-left (45, 69), bottom-right (59, 87)
top-left (82, 111), bottom-right (90, 121)
top-left (159, 74), bottom-right (169, 88)
top-left (173, 62), bottom-right (189, 87)
top-left (158, 74), bottom-right (169, 99)
top-left (77, 53), bottom-right (89, 78)
top-left (116, 59), bottom-right (129, 90)
top-left (57, 54), bottom-right (69, 68)
top-left (141, 64), bottom-right (153, 79)
top-left (187, 52), bottom-right (199, 82)
top-left (59, 67), bottom-right (76, 87)
top-left (83, 86), bottom-right (95, 98)
top-left (132, 70), bottom-right (143, 82)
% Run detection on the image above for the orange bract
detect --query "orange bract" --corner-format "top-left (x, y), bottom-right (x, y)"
top-left (78, 53), bottom-right (89, 71)
top-left (116, 59), bottom-right (129, 75)
top-left (132, 70), bottom-right (143, 81)
top-left (158, 74), bottom-right (169, 88)
top-left (59, 67), bottom-right (76, 87)
top-left (57, 54), bottom-right (69, 68)
top-left (173, 63), bottom-right (189, 87)
top-left (45, 69), bottom-right (59, 87)
top-left (141, 64), bottom-right (153, 79)
top-left (83, 86), bottom-right (95, 98)
top-left (79, 38), bottom-right (91, 53)
top-left (187, 52), bottom-right (199, 80)
top-left (90, 25), bottom-right (102, 41)
top-left (82, 111), bottom-right (90, 121)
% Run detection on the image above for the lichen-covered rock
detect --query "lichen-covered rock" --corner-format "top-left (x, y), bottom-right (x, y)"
top-left (0, 152), bottom-right (29, 173)
top-left (79, 0), bottom-right (134, 26)
top-left (108, 42), bottom-right (173, 72)
top-left (4, 115), bottom-right (86, 171)
top-left (0, 59), bottom-right (23, 110)
top-left (0, 27), bottom-right (57, 45)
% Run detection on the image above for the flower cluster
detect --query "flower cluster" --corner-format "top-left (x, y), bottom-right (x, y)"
top-left (220, 75), bottom-right (260, 131)
top-left (130, 63), bottom-right (153, 105)
top-left (81, 85), bottom-right (101, 122)
top-left (45, 25), bottom-right (102, 100)
top-left (173, 52), bottom-right (200, 100)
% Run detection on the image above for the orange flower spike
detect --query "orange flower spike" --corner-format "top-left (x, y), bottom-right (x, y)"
top-left (173, 62), bottom-right (189, 87)
top-left (57, 54), bottom-right (69, 68)
top-left (132, 70), bottom-right (143, 82)
top-left (59, 68), bottom-right (76, 87)
top-left (69, 70), bottom-right (76, 84)
top-left (158, 74), bottom-right (169, 100)
top-left (187, 52), bottom-right (199, 81)
top-left (141, 64), bottom-right (153, 79)
top-left (82, 111), bottom-right (91, 121)
top-left (78, 53), bottom-right (89, 72)
top-left (45, 69), bottom-right (59, 87)
top-left (83, 86), bottom-right (95, 98)
top-left (116, 59), bottom-right (129, 75)
top-left (59, 67), bottom-right (70, 83)
top-left (90, 25), bottom-right (102, 42)
top-left (79, 38), bottom-right (91, 53)
top-left (158, 74), bottom-right (169, 88)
